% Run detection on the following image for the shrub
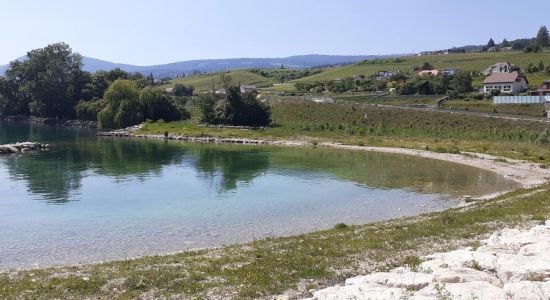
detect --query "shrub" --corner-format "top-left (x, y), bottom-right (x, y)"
top-left (75, 99), bottom-right (105, 121)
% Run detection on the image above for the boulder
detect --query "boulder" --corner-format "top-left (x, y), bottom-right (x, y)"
top-left (503, 281), bottom-right (550, 300)
top-left (518, 242), bottom-right (550, 260)
top-left (415, 281), bottom-right (504, 299)
top-left (345, 271), bottom-right (433, 291)
top-left (430, 266), bottom-right (501, 286)
top-left (496, 254), bottom-right (550, 284)
top-left (312, 283), bottom-right (405, 300)
top-left (421, 249), bottom-right (497, 272)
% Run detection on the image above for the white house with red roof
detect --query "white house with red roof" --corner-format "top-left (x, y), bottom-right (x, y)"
top-left (483, 71), bottom-right (528, 94)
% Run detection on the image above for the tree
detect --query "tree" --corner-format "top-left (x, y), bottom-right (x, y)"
top-left (0, 43), bottom-right (85, 119)
top-left (451, 73), bottom-right (473, 93)
top-left (536, 26), bottom-right (550, 47)
top-left (501, 39), bottom-right (511, 47)
top-left (98, 79), bottom-right (142, 129)
top-left (139, 87), bottom-right (183, 122)
top-left (421, 62), bottom-right (434, 70)
top-left (487, 38), bottom-right (496, 48)
top-left (173, 84), bottom-right (194, 96)
top-left (539, 61), bottom-right (545, 73)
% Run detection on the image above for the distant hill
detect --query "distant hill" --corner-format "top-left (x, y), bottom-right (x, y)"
top-left (0, 54), bottom-right (397, 78)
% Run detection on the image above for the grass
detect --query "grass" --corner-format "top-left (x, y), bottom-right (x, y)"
top-left (169, 69), bottom-right (275, 92)
top-left (441, 99), bottom-right (546, 117)
top-left (292, 51), bottom-right (550, 88)
top-left (139, 98), bottom-right (550, 164)
top-left (1, 185), bottom-right (548, 299)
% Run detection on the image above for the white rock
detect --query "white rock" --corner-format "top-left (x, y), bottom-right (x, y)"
top-left (518, 242), bottom-right (550, 259)
top-left (430, 266), bottom-right (501, 286)
top-left (503, 281), bottom-right (550, 300)
top-left (312, 283), bottom-right (405, 300)
top-left (421, 249), bottom-right (497, 272)
top-left (481, 226), bottom-right (550, 255)
top-left (496, 254), bottom-right (550, 284)
top-left (345, 271), bottom-right (433, 291)
top-left (415, 281), bottom-right (504, 299)
top-left (546, 220), bottom-right (550, 227)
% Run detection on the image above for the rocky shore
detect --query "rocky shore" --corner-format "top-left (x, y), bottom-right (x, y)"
top-left (306, 220), bottom-right (550, 300)
top-left (0, 142), bottom-right (49, 154)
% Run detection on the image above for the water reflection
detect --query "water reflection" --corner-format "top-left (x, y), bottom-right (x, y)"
top-left (0, 121), bottom-right (518, 204)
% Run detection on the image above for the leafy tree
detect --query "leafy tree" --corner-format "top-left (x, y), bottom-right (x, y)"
top-left (421, 62), bottom-right (434, 70)
top-left (487, 38), bottom-right (496, 48)
top-left (139, 87), bottom-right (183, 122)
top-left (196, 93), bottom-right (219, 123)
top-left (75, 99), bottom-right (106, 121)
top-left (173, 84), bottom-right (194, 96)
top-left (1, 43), bottom-right (85, 119)
top-left (219, 74), bottom-right (233, 91)
top-left (501, 39), bottom-right (511, 47)
top-left (98, 80), bottom-right (143, 129)
top-left (525, 43), bottom-right (541, 53)
top-left (451, 73), bottom-right (473, 93)
top-left (536, 26), bottom-right (550, 47)
top-left (539, 61), bottom-right (545, 72)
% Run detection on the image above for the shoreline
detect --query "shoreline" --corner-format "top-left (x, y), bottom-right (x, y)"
top-left (1, 115), bottom-right (97, 128)
top-left (99, 127), bottom-right (550, 195)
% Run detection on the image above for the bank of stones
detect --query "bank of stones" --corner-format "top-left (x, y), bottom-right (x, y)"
top-left (306, 220), bottom-right (550, 300)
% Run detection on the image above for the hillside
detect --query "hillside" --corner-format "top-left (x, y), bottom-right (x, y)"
top-left (169, 70), bottom-right (276, 91)
top-left (292, 51), bottom-right (550, 87)
top-left (0, 54), bottom-right (391, 78)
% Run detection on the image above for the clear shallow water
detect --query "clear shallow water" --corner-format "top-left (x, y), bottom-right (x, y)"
top-left (0, 121), bottom-right (518, 270)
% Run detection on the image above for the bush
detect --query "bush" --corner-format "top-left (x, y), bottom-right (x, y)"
top-left (75, 99), bottom-right (106, 121)
top-left (536, 129), bottom-right (550, 145)
top-left (198, 87), bottom-right (271, 126)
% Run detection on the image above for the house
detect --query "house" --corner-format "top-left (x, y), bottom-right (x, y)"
top-left (482, 62), bottom-right (515, 75)
top-left (372, 70), bottom-right (397, 80)
top-left (534, 80), bottom-right (550, 96)
top-left (240, 84), bottom-right (258, 93)
top-left (442, 68), bottom-right (459, 76)
top-left (418, 69), bottom-right (440, 76)
top-left (483, 71), bottom-right (528, 94)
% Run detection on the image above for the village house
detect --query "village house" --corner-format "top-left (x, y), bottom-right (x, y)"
top-left (240, 84), bottom-right (258, 94)
top-left (482, 61), bottom-right (515, 75)
top-left (483, 71), bottom-right (528, 94)
top-left (372, 70), bottom-right (397, 80)
top-left (533, 80), bottom-right (550, 96)
top-left (442, 68), bottom-right (459, 76)
top-left (417, 69), bottom-right (440, 76)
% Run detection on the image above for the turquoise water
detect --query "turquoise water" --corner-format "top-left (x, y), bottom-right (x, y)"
top-left (0, 121), bottom-right (518, 269)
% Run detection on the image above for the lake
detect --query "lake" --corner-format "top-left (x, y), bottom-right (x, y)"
top-left (0, 121), bottom-right (518, 270)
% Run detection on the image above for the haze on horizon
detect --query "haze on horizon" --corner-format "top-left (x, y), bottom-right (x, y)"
top-left (1, 0), bottom-right (549, 66)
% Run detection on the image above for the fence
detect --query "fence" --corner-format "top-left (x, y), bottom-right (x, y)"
top-left (493, 95), bottom-right (550, 105)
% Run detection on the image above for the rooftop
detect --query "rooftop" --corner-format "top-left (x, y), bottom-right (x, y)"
top-left (483, 71), bottom-right (525, 84)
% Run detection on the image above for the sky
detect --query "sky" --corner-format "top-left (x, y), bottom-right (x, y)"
top-left (1, 0), bottom-right (549, 66)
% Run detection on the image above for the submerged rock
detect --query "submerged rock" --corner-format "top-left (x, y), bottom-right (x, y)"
top-left (0, 142), bottom-right (49, 154)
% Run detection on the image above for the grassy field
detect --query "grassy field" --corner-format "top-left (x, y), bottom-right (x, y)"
top-left (169, 70), bottom-right (275, 92)
top-left (139, 99), bottom-right (550, 164)
top-left (1, 184), bottom-right (548, 299)
top-left (293, 51), bottom-right (550, 88)
top-left (442, 99), bottom-right (547, 117)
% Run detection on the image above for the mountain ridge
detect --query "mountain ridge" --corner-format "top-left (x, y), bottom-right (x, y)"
top-left (0, 54), bottom-right (398, 78)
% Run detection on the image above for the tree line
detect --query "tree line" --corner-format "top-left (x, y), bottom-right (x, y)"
top-left (0, 43), bottom-right (271, 129)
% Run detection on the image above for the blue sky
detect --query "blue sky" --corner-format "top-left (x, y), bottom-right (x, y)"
top-left (1, 0), bottom-right (549, 65)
